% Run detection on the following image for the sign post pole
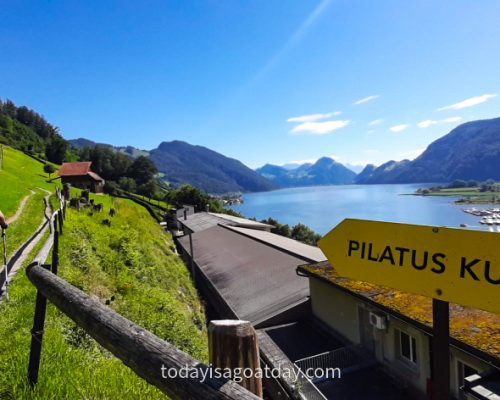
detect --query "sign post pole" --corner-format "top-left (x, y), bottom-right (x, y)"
top-left (432, 299), bottom-right (450, 400)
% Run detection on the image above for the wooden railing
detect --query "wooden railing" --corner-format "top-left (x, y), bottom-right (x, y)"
top-left (1, 194), bottom-right (53, 300)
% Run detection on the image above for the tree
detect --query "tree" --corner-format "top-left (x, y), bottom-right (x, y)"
top-left (291, 223), bottom-right (321, 246)
top-left (261, 217), bottom-right (291, 237)
top-left (43, 163), bottom-right (55, 179)
top-left (118, 177), bottom-right (137, 193)
top-left (138, 179), bottom-right (157, 201)
top-left (45, 134), bottom-right (68, 164)
top-left (166, 184), bottom-right (211, 211)
top-left (127, 156), bottom-right (157, 185)
top-left (104, 181), bottom-right (120, 196)
top-left (448, 180), bottom-right (467, 189)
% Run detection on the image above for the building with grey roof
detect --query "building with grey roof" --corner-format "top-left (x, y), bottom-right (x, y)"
top-left (177, 224), bottom-right (325, 328)
top-left (173, 209), bottom-right (273, 234)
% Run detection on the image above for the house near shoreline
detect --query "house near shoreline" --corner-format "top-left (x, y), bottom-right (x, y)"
top-left (58, 162), bottom-right (105, 193)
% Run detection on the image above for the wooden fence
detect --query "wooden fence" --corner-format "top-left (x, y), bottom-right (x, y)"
top-left (26, 190), bottom-right (260, 399)
top-left (1, 195), bottom-right (53, 300)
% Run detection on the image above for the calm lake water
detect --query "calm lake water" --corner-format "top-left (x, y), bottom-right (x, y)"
top-left (230, 184), bottom-right (488, 235)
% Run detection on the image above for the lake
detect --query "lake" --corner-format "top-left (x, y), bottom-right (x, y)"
top-left (230, 184), bottom-right (488, 235)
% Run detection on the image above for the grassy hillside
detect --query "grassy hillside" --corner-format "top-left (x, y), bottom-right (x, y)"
top-left (0, 146), bottom-right (57, 217)
top-left (0, 146), bottom-right (60, 261)
top-left (0, 187), bottom-right (208, 398)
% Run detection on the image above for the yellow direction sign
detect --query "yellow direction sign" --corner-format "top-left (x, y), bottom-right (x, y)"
top-left (318, 219), bottom-right (500, 314)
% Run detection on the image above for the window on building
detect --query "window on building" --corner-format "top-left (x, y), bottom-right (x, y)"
top-left (457, 360), bottom-right (478, 400)
top-left (399, 330), bottom-right (418, 364)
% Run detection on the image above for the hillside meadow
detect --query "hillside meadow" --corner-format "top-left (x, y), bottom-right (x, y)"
top-left (0, 150), bottom-right (208, 398)
top-left (0, 146), bottom-right (57, 217)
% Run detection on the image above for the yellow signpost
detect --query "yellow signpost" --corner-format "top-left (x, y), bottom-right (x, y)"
top-left (318, 218), bottom-right (499, 400)
top-left (318, 218), bottom-right (499, 314)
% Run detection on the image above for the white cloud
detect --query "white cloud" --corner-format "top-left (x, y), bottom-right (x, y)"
top-left (354, 95), bottom-right (379, 105)
top-left (417, 120), bottom-right (438, 128)
top-left (442, 116), bottom-right (463, 123)
top-left (368, 119), bottom-right (384, 126)
top-left (437, 94), bottom-right (497, 111)
top-left (351, 160), bottom-right (373, 166)
top-left (290, 120), bottom-right (350, 135)
top-left (364, 149), bottom-right (379, 154)
top-left (390, 124), bottom-right (409, 133)
top-left (287, 111), bottom-right (341, 123)
top-left (417, 116), bottom-right (463, 128)
top-left (400, 148), bottom-right (425, 159)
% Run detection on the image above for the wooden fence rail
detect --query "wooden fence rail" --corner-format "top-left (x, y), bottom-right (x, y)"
top-left (26, 191), bottom-right (260, 399)
top-left (26, 264), bottom-right (259, 399)
top-left (0, 197), bottom-right (53, 299)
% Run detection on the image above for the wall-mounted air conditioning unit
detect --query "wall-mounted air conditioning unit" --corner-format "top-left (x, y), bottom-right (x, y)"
top-left (369, 312), bottom-right (387, 330)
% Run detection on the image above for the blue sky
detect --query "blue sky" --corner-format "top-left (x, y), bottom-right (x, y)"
top-left (1, 1), bottom-right (499, 169)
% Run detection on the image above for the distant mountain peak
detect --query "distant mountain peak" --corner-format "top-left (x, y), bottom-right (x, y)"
top-left (256, 157), bottom-right (356, 188)
top-left (314, 156), bottom-right (335, 165)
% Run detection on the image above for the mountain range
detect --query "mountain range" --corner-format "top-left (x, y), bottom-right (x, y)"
top-left (355, 117), bottom-right (500, 184)
top-left (70, 117), bottom-right (500, 192)
top-left (69, 138), bottom-right (277, 194)
top-left (256, 157), bottom-right (356, 187)
top-left (7, 97), bottom-right (500, 195)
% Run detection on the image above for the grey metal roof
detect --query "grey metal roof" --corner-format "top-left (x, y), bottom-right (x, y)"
top-left (178, 212), bottom-right (226, 233)
top-left (178, 225), bottom-right (311, 325)
top-left (178, 212), bottom-right (273, 233)
top-left (224, 226), bottom-right (326, 263)
top-left (208, 213), bottom-right (273, 230)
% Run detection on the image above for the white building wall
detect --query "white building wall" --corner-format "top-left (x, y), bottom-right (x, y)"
top-left (309, 278), bottom-right (493, 399)
top-left (310, 279), bottom-right (360, 343)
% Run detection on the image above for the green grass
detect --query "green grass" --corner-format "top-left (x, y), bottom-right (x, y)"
top-left (1, 146), bottom-right (58, 260)
top-left (4, 190), bottom-right (51, 260)
top-left (0, 146), bottom-right (58, 217)
top-left (127, 193), bottom-right (170, 210)
top-left (413, 186), bottom-right (500, 203)
top-left (414, 186), bottom-right (500, 197)
top-left (0, 195), bottom-right (207, 399)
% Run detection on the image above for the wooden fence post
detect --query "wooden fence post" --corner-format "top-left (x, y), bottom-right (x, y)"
top-left (51, 230), bottom-right (59, 276)
top-left (27, 263), bottom-right (52, 387)
top-left (1, 228), bottom-right (8, 300)
top-left (57, 211), bottom-right (63, 235)
top-left (52, 214), bottom-right (58, 236)
top-left (208, 320), bottom-right (263, 398)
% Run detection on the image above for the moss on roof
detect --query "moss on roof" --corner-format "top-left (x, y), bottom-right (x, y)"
top-left (300, 261), bottom-right (500, 360)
